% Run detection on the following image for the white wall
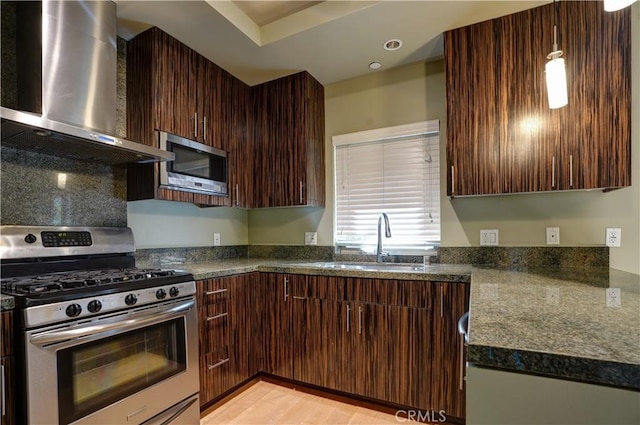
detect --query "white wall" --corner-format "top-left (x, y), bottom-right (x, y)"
top-left (127, 200), bottom-right (248, 248)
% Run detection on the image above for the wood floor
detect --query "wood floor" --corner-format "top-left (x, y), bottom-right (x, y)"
top-left (200, 381), bottom-right (402, 424)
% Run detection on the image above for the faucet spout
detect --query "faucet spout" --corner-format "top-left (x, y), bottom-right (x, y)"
top-left (376, 213), bottom-right (392, 262)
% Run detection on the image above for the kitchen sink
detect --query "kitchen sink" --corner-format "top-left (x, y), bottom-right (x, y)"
top-left (302, 262), bottom-right (428, 272)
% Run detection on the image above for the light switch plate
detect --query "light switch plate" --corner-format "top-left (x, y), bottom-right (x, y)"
top-left (480, 229), bottom-right (499, 246)
top-left (605, 228), bottom-right (621, 247)
top-left (213, 233), bottom-right (221, 246)
top-left (546, 227), bottom-right (560, 245)
top-left (305, 232), bottom-right (317, 246)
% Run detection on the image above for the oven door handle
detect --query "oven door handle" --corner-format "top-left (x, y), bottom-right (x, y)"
top-left (29, 299), bottom-right (195, 347)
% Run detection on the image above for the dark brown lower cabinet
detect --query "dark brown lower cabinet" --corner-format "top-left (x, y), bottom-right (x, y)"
top-left (1, 311), bottom-right (14, 425)
top-left (198, 273), bottom-right (469, 420)
top-left (197, 273), bottom-right (259, 407)
top-left (432, 282), bottom-right (470, 419)
top-left (259, 273), bottom-right (295, 379)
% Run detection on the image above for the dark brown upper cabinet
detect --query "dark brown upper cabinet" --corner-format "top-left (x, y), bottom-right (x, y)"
top-left (126, 27), bottom-right (251, 206)
top-left (252, 72), bottom-right (326, 208)
top-left (445, 1), bottom-right (630, 196)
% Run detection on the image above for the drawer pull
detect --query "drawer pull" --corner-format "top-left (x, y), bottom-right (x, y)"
top-left (292, 296), bottom-right (306, 300)
top-left (208, 358), bottom-right (230, 369)
top-left (206, 312), bottom-right (228, 321)
top-left (205, 288), bottom-right (228, 296)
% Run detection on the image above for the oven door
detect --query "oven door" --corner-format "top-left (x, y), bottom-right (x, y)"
top-left (25, 298), bottom-right (199, 425)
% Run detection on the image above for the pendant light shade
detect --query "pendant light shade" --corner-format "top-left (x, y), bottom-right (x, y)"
top-left (545, 2), bottom-right (568, 110)
top-left (604, 0), bottom-right (637, 12)
top-left (545, 55), bottom-right (568, 109)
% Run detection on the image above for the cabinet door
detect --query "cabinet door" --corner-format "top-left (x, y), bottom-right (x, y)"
top-left (197, 56), bottom-right (222, 148)
top-left (227, 78), bottom-right (253, 208)
top-left (445, 19), bottom-right (501, 196)
top-left (1, 356), bottom-right (14, 425)
top-left (431, 283), bottom-right (470, 420)
top-left (497, 5), bottom-right (560, 193)
top-left (559, 2), bottom-right (631, 190)
top-left (260, 273), bottom-right (294, 378)
top-left (154, 29), bottom-right (198, 140)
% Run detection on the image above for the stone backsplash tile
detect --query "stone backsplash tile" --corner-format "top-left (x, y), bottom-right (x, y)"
top-left (248, 245), bottom-right (335, 261)
top-left (1, 147), bottom-right (127, 227)
top-left (439, 246), bottom-right (609, 268)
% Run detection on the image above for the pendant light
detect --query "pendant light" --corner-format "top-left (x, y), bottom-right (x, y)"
top-left (545, 0), bottom-right (568, 109)
top-left (604, 0), bottom-right (637, 12)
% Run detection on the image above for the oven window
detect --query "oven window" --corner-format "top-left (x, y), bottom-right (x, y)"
top-left (57, 318), bottom-right (186, 425)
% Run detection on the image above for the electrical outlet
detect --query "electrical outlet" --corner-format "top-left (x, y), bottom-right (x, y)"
top-left (305, 232), bottom-right (317, 246)
top-left (480, 229), bottom-right (499, 246)
top-left (606, 288), bottom-right (621, 307)
top-left (546, 227), bottom-right (560, 245)
top-left (605, 228), bottom-right (621, 247)
top-left (213, 233), bottom-right (221, 246)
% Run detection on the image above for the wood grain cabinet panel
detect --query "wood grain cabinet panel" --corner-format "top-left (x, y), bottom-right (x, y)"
top-left (445, 1), bottom-right (630, 196)
top-left (1, 311), bottom-right (14, 425)
top-left (252, 72), bottom-right (325, 208)
top-left (259, 273), bottom-right (295, 379)
top-left (431, 282), bottom-right (470, 419)
top-left (197, 274), bottom-right (259, 407)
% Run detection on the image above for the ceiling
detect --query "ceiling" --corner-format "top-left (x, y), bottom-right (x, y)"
top-left (115, 0), bottom-right (550, 87)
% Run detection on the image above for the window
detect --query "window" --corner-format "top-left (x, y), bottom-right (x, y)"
top-left (333, 121), bottom-right (440, 253)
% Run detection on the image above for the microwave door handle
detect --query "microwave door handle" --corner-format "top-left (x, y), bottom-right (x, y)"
top-left (29, 299), bottom-right (195, 348)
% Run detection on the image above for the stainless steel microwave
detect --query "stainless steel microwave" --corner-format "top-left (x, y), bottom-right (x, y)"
top-left (158, 131), bottom-right (228, 196)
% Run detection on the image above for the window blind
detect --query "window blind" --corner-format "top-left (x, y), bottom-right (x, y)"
top-left (334, 121), bottom-right (440, 253)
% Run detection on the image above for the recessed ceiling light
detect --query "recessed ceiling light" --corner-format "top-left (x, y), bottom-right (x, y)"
top-left (383, 39), bottom-right (402, 51)
top-left (369, 62), bottom-right (381, 70)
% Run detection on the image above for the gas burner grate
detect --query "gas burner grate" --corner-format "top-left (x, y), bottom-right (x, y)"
top-left (1, 268), bottom-right (176, 295)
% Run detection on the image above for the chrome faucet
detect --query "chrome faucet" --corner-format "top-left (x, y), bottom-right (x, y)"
top-left (376, 213), bottom-right (392, 263)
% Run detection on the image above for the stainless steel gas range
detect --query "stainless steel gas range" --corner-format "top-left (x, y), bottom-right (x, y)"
top-left (0, 226), bottom-right (200, 425)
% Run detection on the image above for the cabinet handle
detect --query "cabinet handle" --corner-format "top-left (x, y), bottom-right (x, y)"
top-left (235, 184), bottom-right (239, 207)
top-left (208, 358), bottom-right (230, 370)
top-left (552, 156), bottom-right (556, 188)
top-left (450, 166), bottom-right (455, 194)
top-left (459, 333), bottom-right (465, 391)
top-left (284, 277), bottom-right (289, 302)
top-left (299, 181), bottom-right (304, 204)
top-left (1, 364), bottom-right (4, 416)
top-left (206, 312), bottom-right (228, 321)
top-left (194, 112), bottom-right (198, 138)
top-left (205, 288), bottom-right (228, 296)
top-left (440, 285), bottom-right (444, 318)
top-left (346, 305), bottom-right (351, 333)
top-left (358, 306), bottom-right (363, 335)
top-left (203, 115), bottom-right (207, 142)
top-left (569, 155), bottom-right (573, 187)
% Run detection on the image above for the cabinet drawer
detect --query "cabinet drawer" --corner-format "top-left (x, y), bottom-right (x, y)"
top-left (197, 279), bottom-right (230, 306)
top-left (199, 303), bottom-right (229, 355)
top-left (292, 275), bottom-right (433, 309)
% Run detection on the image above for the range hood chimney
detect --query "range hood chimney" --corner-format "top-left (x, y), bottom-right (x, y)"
top-left (0, 1), bottom-right (172, 164)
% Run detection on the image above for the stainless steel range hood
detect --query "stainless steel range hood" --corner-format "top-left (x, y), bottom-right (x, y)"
top-left (0, 1), bottom-right (173, 164)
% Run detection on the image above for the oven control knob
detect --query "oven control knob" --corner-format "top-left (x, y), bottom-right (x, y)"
top-left (65, 303), bottom-right (82, 317)
top-left (156, 289), bottom-right (167, 299)
top-left (169, 287), bottom-right (180, 297)
top-left (24, 233), bottom-right (37, 244)
top-left (125, 294), bottom-right (138, 306)
top-left (87, 300), bottom-right (102, 313)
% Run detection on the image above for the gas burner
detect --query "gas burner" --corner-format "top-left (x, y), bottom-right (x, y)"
top-left (0, 268), bottom-right (177, 295)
